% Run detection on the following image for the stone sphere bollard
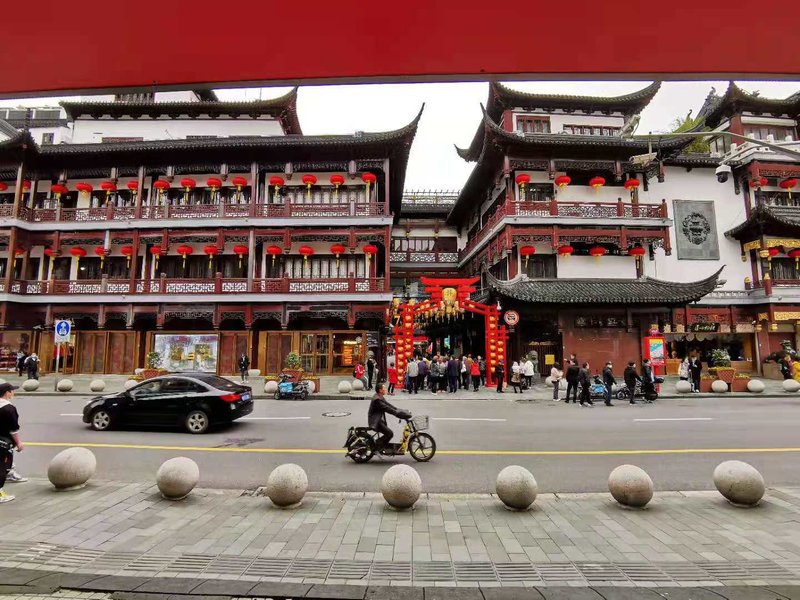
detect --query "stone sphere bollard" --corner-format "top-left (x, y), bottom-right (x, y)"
top-left (248, 368), bottom-right (261, 377)
top-left (711, 379), bottom-right (728, 393)
top-left (124, 379), bottom-right (138, 390)
top-left (782, 379), bottom-right (800, 393)
top-left (89, 379), bottom-right (106, 393)
top-left (713, 460), bottom-right (765, 506)
top-left (156, 457), bottom-right (200, 500)
top-left (266, 463), bottom-right (308, 508)
top-left (56, 379), bottom-right (74, 392)
top-left (608, 464), bottom-right (654, 508)
top-left (495, 465), bottom-right (538, 510)
top-left (265, 380), bottom-right (278, 394)
top-left (675, 380), bottom-right (692, 394)
top-left (338, 380), bottom-right (352, 394)
top-left (747, 379), bottom-right (765, 393)
top-left (306, 380), bottom-right (316, 394)
top-left (48, 447), bottom-right (97, 491)
top-left (352, 378), bottom-right (365, 391)
top-left (22, 379), bottom-right (40, 392)
top-left (381, 464), bottom-right (422, 510)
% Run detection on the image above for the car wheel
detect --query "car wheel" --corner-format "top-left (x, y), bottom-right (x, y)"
top-left (185, 410), bottom-right (210, 434)
top-left (90, 409), bottom-right (113, 431)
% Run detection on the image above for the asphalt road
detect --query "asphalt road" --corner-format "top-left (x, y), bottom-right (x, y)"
top-left (11, 393), bottom-right (800, 493)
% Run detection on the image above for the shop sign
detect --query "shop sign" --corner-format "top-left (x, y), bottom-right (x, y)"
top-left (544, 354), bottom-right (555, 365)
top-left (689, 322), bottom-right (720, 332)
top-left (644, 336), bottom-right (666, 367)
top-left (503, 310), bottom-right (520, 326)
top-left (735, 323), bottom-right (755, 333)
top-left (575, 316), bottom-right (626, 328)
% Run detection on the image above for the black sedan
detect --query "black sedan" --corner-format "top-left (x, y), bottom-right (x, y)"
top-left (83, 374), bottom-right (253, 434)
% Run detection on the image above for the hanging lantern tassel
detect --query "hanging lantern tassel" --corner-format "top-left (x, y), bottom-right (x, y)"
top-left (182, 253), bottom-right (187, 268)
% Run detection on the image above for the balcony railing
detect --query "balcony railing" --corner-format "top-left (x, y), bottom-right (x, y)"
top-left (6, 276), bottom-right (386, 296)
top-left (390, 250), bottom-right (459, 263)
top-left (4, 201), bottom-right (389, 223)
top-left (461, 198), bottom-right (669, 259)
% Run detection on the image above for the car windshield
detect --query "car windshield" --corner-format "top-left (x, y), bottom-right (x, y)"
top-left (191, 374), bottom-right (242, 391)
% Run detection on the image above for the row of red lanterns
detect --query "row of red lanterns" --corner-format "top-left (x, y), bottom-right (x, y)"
top-left (749, 177), bottom-right (798, 197)
top-left (519, 244), bottom-right (645, 261)
top-left (514, 174), bottom-right (640, 192)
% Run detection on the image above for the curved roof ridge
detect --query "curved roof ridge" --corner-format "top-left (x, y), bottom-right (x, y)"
top-left (492, 81), bottom-right (662, 106)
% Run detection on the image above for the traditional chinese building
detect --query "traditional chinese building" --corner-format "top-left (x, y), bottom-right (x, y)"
top-left (0, 89), bottom-right (421, 375)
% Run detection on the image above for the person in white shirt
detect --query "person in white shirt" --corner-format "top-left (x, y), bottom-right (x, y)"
top-left (550, 366), bottom-right (563, 401)
top-left (523, 358), bottom-right (535, 389)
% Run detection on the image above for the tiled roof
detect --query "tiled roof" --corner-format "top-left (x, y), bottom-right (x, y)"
top-left (485, 269), bottom-right (723, 305)
top-left (697, 82), bottom-right (800, 128)
top-left (725, 203), bottom-right (800, 239)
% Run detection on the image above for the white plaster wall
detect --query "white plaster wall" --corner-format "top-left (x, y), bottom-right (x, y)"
top-left (638, 166), bottom-right (748, 290)
top-left (29, 125), bottom-right (72, 145)
top-left (154, 91), bottom-right (202, 102)
top-left (511, 111), bottom-right (625, 133)
top-left (70, 117), bottom-right (284, 143)
top-left (557, 255), bottom-right (637, 279)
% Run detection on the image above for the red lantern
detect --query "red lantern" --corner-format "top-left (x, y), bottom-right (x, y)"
top-left (363, 244), bottom-right (379, 256)
top-left (269, 176), bottom-right (285, 193)
top-left (362, 172), bottom-right (377, 199)
top-left (75, 182), bottom-right (93, 196)
top-left (180, 178), bottom-right (196, 190)
top-left (780, 178), bottom-right (798, 198)
top-left (94, 245), bottom-right (107, 266)
top-left (233, 244), bottom-right (248, 268)
top-left (557, 244), bottom-right (574, 257)
top-left (231, 176), bottom-right (247, 189)
top-left (519, 245), bottom-right (536, 267)
top-left (298, 245), bottom-right (315, 262)
top-left (206, 178), bottom-right (222, 200)
top-left (767, 247), bottom-right (780, 261)
top-left (44, 248), bottom-right (57, 258)
top-left (22, 180), bottom-right (31, 192)
top-left (589, 246), bottom-right (607, 260)
top-left (554, 175), bottom-right (571, 189)
top-left (302, 174), bottom-right (317, 199)
top-left (789, 248), bottom-right (800, 271)
top-left (12, 246), bottom-right (24, 267)
top-left (126, 181), bottom-right (139, 191)
top-left (70, 247), bottom-right (87, 262)
top-left (624, 178), bottom-right (641, 193)
top-left (203, 244), bottom-right (218, 268)
top-left (0, 183), bottom-right (7, 192)
top-left (330, 243), bottom-right (346, 266)
top-left (50, 184), bottom-right (69, 199)
top-left (153, 179), bottom-right (170, 203)
top-left (589, 176), bottom-right (606, 190)
top-left (150, 245), bottom-right (164, 268)
top-left (515, 174), bottom-right (531, 196)
top-left (330, 174), bottom-right (345, 188)
top-left (177, 244), bottom-right (193, 268)
top-left (100, 181), bottom-right (116, 204)
top-left (749, 177), bottom-right (768, 189)
top-left (121, 245), bottom-right (134, 267)
top-left (266, 244), bottom-right (283, 265)
top-left (628, 245), bottom-right (646, 257)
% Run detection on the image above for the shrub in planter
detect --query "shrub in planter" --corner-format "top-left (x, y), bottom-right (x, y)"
top-left (281, 352), bottom-right (304, 381)
top-left (710, 349), bottom-right (736, 383)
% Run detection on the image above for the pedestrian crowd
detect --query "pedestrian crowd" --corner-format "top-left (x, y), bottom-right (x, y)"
top-left (550, 354), bottom-right (661, 406)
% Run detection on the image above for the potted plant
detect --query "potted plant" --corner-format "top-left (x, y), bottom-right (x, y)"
top-left (281, 351), bottom-right (304, 381)
top-left (143, 351), bottom-right (165, 379)
top-left (731, 373), bottom-right (751, 392)
top-left (709, 348), bottom-right (736, 384)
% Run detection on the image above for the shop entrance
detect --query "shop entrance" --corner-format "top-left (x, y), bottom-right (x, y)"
top-left (391, 277), bottom-right (508, 388)
top-left (258, 330), bottom-right (367, 376)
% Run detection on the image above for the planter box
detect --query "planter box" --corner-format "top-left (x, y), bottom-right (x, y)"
top-left (280, 368), bottom-right (304, 382)
top-left (710, 367), bottom-right (736, 383)
top-left (700, 379), bottom-right (713, 393)
top-left (763, 362), bottom-right (783, 380)
top-left (142, 368), bottom-right (168, 379)
top-left (731, 378), bottom-right (750, 392)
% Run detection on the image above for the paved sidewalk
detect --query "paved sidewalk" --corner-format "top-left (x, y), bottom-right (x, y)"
top-left (2, 478), bottom-right (800, 590)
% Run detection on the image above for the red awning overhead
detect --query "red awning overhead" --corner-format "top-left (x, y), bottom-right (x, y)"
top-left (2, 0), bottom-right (798, 97)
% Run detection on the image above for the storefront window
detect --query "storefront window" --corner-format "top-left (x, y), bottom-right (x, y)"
top-left (0, 331), bottom-right (32, 371)
top-left (332, 333), bottom-right (363, 373)
top-left (153, 333), bottom-right (219, 372)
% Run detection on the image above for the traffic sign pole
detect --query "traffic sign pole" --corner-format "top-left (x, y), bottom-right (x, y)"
top-left (53, 342), bottom-right (60, 391)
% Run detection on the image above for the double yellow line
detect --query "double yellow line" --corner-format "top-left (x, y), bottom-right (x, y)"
top-left (24, 442), bottom-right (800, 456)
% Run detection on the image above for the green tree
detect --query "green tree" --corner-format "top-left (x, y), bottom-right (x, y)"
top-left (670, 112), bottom-right (710, 154)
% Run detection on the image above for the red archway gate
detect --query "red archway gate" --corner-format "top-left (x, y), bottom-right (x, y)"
top-left (391, 277), bottom-right (508, 388)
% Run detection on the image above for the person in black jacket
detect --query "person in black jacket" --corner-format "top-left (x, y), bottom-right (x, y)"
top-left (688, 354), bottom-right (702, 392)
top-left (0, 383), bottom-right (24, 503)
top-left (578, 362), bottom-right (593, 406)
top-left (366, 383), bottom-right (410, 454)
top-left (623, 361), bottom-right (641, 404)
top-left (565, 360), bottom-right (580, 403)
top-left (602, 361), bottom-right (616, 407)
top-left (641, 358), bottom-right (656, 402)
top-left (495, 360), bottom-right (505, 393)
top-left (446, 355), bottom-right (460, 393)
top-left (237, 354), bottom-right (250, 383)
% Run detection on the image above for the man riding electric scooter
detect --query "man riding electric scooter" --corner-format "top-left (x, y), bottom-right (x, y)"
top-left (365, 383), bottom-right (411, 455)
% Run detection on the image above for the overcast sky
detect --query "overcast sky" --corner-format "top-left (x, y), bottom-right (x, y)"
top-left (3, 81), bottom-right (799, 190)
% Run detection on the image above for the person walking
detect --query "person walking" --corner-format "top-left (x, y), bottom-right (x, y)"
top-left (641, 358), bottom-right (656, 402)
top-left (15, 351), bottom-right (26, 378)
top-left (446, 355), bottom-right (459, 393)
top-left (688, 354), bottom-right (702, 393)
top-left (0, 383), bottom-right (24, 503)
top-left (565, 360), bottom-right (580, 404)
top-left (366, 354), bottom-right (377, 390)
top-left (387, 364), bottom-right (397, 395)
top-left (550, 364), bottom-right (563, 401)
top-left (523, 357), bottom-right (535, 389)
top-left (470, 358), bottom-right (481, 391)
top-left (578, 362), bottom-right (593, 406)
top-left (623, 361), bottom-right (641, 405)
top-left (495, 360), bottom-right (505, 393)
top-left (406, 357), bottom-right (419, 394)
top-left (237, 353), bottom-right (250, 383)
top-left (24, 354), bottom-right (40, 381)
top-left (478, 356), bottom-right (486, 387)
top-left (416, 356), bottom-right (427, 395)
top-left (602, 361), bottom-right (616, 407)
top-left (510, 361), bottom-right (522, 393)
top-left (678, 357), bottom-right (690, 382)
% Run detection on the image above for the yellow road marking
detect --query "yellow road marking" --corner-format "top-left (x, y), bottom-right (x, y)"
top-left (24, 442), bottom-right (800, 456)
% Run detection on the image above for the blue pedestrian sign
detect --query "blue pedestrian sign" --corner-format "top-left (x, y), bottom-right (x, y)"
top-left (54, 320), bottom-right (71, 343)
